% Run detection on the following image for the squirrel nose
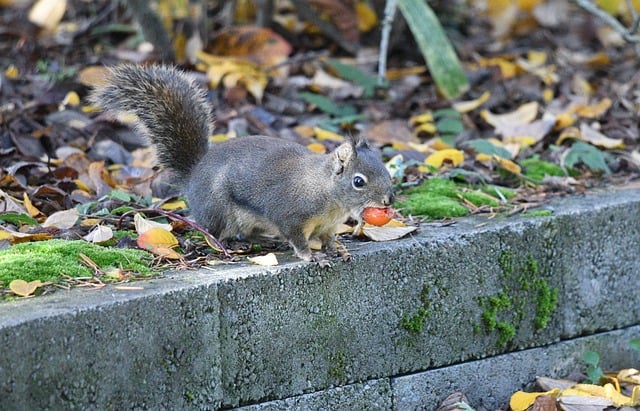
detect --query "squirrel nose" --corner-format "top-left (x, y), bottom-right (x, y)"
top-left (383, 191), bottom-right (394, 206)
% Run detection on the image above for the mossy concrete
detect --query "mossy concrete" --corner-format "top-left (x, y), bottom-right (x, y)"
top-left (1, 188), bottom-right (639, 409)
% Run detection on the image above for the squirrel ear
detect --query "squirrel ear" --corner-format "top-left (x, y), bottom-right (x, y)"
top-left (333, 139), bottom-right (356, 174)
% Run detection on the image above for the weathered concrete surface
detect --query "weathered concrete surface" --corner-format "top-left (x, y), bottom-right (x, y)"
top-left (1, 188), bottom-right (639, 410)
top-left (392, 324), bottom-right (640, 410)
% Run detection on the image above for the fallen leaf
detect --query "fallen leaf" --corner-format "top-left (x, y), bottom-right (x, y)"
top-left (579, 123), bottom-right (625, 149)
top-left (573, 98), bottom-right (612, 118)
top-left (481, 101), bottom-right (539, 129)
top-left (136, 227), bottom-right (178, 250)
top-left (425, 149), bottom-right (465, 168)
top-left (42, 208), bottom-right (79, 229)
top-left (361, 220), bottom-right (418, 241)
top-left (557, 394), bottom-right (613, 410)
top-left (83, 225), bottom-right (113, 244)
top-left (9, 279), bottom-right (42, 297)
top-left (510, 390), bottom-right (560, 411)
top-left (28, 0), bottom-right (67, 30)
top-left (453, 91), bottom-right (491, 113)
top-left (247, 253), bottom-right (279, 266)
top-left (148, 246), bottom-right (182, 259)
top-left (134, 213), bottom-right (173, 235)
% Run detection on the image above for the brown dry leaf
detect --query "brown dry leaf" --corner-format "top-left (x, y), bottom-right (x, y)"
top-left (28, 0), bottom-right (67, 30)
top-left (77, 65), bottom-right (110, 87)
top-left (355, 1), bottom-right (377, 32)
top-left (83, 225), bottom-right (113, 244)
top-left (0, 190), bottom-right (27, 214)
top-left (134, 213), bottom-right (173, 235)
top-left (361, 220), bottom-right (417, 242)
top-left (537, 376), bottom-right (580, 391)
top-left (149, 246), bottom-right (182, 260)
top-left (42, 208), bottom-right (79, 229)
top-left (197, 51), bottom-right (269, 102)
top-left (531, 394), bottom-right (558, 411)
top-left (247, 252), bottom-right (279, 266)
top-left (210, 27), bottom-right (292, 67)
top-left (486, 0), bottom-right (519, 38)
top-left (310, 0), bottom-right (359, 42)
top-left (9, 279), bottom-right (42, 297)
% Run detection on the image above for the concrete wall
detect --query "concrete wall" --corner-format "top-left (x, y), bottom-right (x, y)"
top-left (1, 188), bottom-right (640, 410)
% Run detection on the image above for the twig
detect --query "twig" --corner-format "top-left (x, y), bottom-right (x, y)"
top-left (574, 0), bottom-right (640, 55)
top-left (118, 208), bottom-right (230, 258)
top-left (378, 0), bottom-right (398, 86)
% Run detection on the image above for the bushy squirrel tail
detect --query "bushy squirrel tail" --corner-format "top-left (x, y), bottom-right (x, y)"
top-left (90, 65), bottom-right (212, 178)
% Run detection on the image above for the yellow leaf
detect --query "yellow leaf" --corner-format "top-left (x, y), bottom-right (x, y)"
top-left (355, 1), bottom-right (378, 32)
top-left (556, 126), bottom-right (581, 145)
top-left (413, 123), bottom-right (437, 135)
top-left (314, 127), bottom-right (344, 141)
top-left (247, 253), bottom-right (279, 266)
top-left (555, 112), bottom-right (576, 129)
top-left (76, 65), bottom-right (110, 87)
top-left (510, 389), bottom-right (560, 411)
top-left (573, 98), bottom-right (612, 118)
top-left (136, 227), bottom-right (178, 250)
top-left (22, 192), bottom-right (41, 218)
top-left (425, 149), bottom-right (465, 168)
top-left (542, 87), bottom-right (554, 103)
top-left (495, 156), bottom-right (522, 174)
top-left (62, 91), bottom-right (80, 106)
top-left (4, 65), bottom-right (18, 79)
top-left (159, 199), bottom-right (188, 211)
top-left (307, 143), bottom-right (327, 154)
top-left (9, 279), bottom-right (42, 297)
top-left (409, 112), bottom-right (434, 126)
top-left (197, 51), bottom-right (268, 102)
top-left (579, 123), bottom-right (625, 149)
top-left (503, 135), bottom-right (537, 147)
top-left (28, 0), bottom-right (67, 30)
top-left (481, 101), bottom-right (539, 128)
top-left (453, 91), bottom-right (491, 113)
top-left (432, 138), bottom-right (453, 151)
top-left (476, 153), bottom-right (492, 162)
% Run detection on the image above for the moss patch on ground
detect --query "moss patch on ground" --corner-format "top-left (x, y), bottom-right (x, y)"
top-left (397, 178), bottom-right (515, 219)
top-left (521, 156), bottom-right (566, 183)
top-left (0, 239), bottom-right (153, 286)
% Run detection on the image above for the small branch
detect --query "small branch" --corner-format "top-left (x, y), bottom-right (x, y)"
top-left (574, 0), bottom-right (640, 55)
top-left (118, 208), bottom-right (230, 258)
top-left (378, 0), bottom-right (398, 86)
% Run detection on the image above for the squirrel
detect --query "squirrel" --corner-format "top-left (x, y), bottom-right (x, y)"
top-left (90, 65), bottom-right (394, 262)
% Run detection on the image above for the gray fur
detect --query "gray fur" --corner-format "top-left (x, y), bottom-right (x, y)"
top-left (91, 65), bottom-right (394, 261)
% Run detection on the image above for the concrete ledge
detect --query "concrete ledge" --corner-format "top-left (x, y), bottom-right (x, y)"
top-left (1, 188), bottom-right (640, 409)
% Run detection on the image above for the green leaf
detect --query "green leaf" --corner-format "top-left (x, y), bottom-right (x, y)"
top-left (298, 92), bottom-right (357, 116)
top-left (0, 213), bottom-right (38, 226)
top-left (325, 59), bottom-right (379, 98)
top-left (629, 338), bottom-right (640, 352)
top-left (106, 190), bottom-right (132, 202)
top-left (465, 139), bottom-right (512, 159)
top-left (397, 0), bottom-right (469, 99)
top-left (565, 141), bottom-right (611, 174)
top-left (582, 350), bottom-right (600, 367)
top-left (433, 108), bottom-right (462, 119)
top-left (436, 117), bottom-right (464, 136)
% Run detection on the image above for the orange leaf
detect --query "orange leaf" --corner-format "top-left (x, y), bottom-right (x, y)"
top-left (136, 227), bottom-right (178, 251)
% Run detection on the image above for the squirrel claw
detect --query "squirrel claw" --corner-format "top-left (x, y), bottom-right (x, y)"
top-left (311, 253), bottom-right (333, 268)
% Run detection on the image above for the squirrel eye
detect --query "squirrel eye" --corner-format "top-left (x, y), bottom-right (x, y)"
top-left (352, 174), bottom-right (367, 189)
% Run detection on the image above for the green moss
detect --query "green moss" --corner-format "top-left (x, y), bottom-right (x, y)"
top-left (398, 178), bottom-right (512, 219)
top-left (521, 156), bottom-right (565, 183)
top-left (0, 239), bottom-right (153, 286)
top-left (328, 352), bottom-right (346, 379)
top-left (397, 194), bottom-right (469, 219)
top-left (533, 278), bottom-right (558, 329)
top-left (400, 284), bottom-right (431, 334)
top-left (479, 184), bottom-right (516, 199)
top-left (477, 253), bottom-right (558, 348)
